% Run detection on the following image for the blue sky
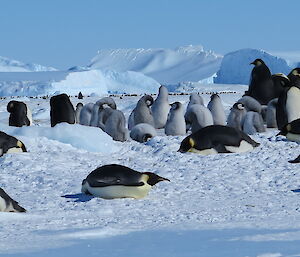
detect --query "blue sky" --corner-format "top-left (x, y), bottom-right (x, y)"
top-left (0, 0), bottom-right (299, 69)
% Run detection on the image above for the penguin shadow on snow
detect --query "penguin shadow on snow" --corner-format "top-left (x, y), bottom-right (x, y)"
top-left (61, 193), bottom-right (94, 203)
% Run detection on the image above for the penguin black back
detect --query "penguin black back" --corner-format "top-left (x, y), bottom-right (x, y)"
top-left (50, 93), bottom-right (75, 127)
top-left (7, 101), bottom-right (30, 127)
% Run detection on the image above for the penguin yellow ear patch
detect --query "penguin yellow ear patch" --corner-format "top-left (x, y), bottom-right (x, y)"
top-left (189, 138), bottom-right (195, 147)
top-left (17, 141), bottom-right (23, 148)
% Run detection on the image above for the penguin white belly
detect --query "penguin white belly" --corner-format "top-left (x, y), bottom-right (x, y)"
top-left (188, 148), bottom-right (218, 155)
top-left (6, 147), bottom-right (23, 154)
top-left (82, 182), bottom-right (152, 199)
top-left (286, 133), bottom-right (300, 143)
top-left (0, 197), bottom-right (6, 212)
top-left (287, 87), bottom-right (300, 122)
top-left (26, 106), bottom-right (33, 126)
top-left (224, 140), bottom-right (254, 153)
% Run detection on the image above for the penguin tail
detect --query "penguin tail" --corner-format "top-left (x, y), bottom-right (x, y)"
top-left (289, 154), bottom-right (300, 164)
top-left (12, 201), bottom-right (26, 213)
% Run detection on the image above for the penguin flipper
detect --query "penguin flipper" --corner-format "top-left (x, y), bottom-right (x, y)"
top-left (91, 180), bottom-right (144, 187)
top-left (289, 154), bottom-right (300, 163)
top-left (12, 201), bottom-right (26, 212)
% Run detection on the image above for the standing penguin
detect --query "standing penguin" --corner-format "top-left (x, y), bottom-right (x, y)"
top-left (185, 104), bottom-right (213, 133)
top-left (242, 111), bottom-right (266, 135)
top-left (186, 93), bottom-right (204, 110)
top-left (130, 123), bottom-right (157, 143)
top-left (165, 102), bottom-right (186, 136)
top-left (151, 85), bottom-right (170, 129)
top-left (79, 103), bottom-right (94, 126)
top-left (50, 93), bottom-right (75, 127)
top-left (266, 98), bottom-right (278, 128)
top-left (227, 103), bottom-right (247, 131)
top-left (246, 59), bottom-right (274, 105)
top-left (132, 95), bottom-right (155, 127)
top-left (287, 68), bottom-right (300, 86)
top-left (75, 103), bottom-right (83, 124)
top-left (271, 73), bottom-right (290, 98)
top-left (207, 93), bottom-right (226, 125)
top-left (0, 188), bottom-right (26, 212)
top-left (81, 164), bottom-right (170, 199)
top-left (7, 101), bottom-right (32, 127)
top-left (178, 125), bottom-right (259, 155)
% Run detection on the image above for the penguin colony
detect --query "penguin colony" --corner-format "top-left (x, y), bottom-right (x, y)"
top-left (0, 60), bottom-right (300, 209)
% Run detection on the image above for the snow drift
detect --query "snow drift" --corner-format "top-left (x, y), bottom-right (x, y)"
top-left (214, 49), bottom-right (292, 85)
top-left (88, 45), bottom-right (222, 84)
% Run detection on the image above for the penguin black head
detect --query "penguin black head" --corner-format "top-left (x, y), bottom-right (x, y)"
top-left (210, 93), bottom-right (219, 100)
top-left (170, 102), bottom-right (181, 110)
top-left (232, 103), bottom-right (244, 110)
top-left (272, 73), bottom-right (290, 87)
top-left (142, 172), bottom-right (170, 186)
top-left (178, 136), bottom-right (195, 153)
top-left (291, 68), bottom-right (300, 76)
top-left (142, 133), bottom-right (153, 142)
top-left (250, 59), bottom-right (265, 66)
top-left (141, 95), bottom-right (154, 107)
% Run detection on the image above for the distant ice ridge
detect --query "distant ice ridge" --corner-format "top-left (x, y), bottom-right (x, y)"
top-left (88, 45), bottom-right (222, 84)
top-left (0, 56), bottom-right (57, 72)
top-left (0, 69), bottom-right (160, 96)
top-left (214, 49), bottom-right (292, 85)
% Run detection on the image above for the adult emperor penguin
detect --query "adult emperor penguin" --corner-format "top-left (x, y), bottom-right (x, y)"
top-left (184, 104), bottom-right (213, 133)
top-left (0, 188), bottom-right (26, 212)
top-left (246, 59), bottom-right (275, 105)
top-left (151, 85), bottom-right (170, 129)
top-left (242, 111), bottom-right (266, 135)
top-left (287, 68), bottom-right (300, 86)
top-left (165, 102), bottom-right (186, 136)
top-left (207, 93), bottom-right (226, 125)
top-left (266, 98), bottom-right (278, 128)
top-left (81, 164), bottom-right (170, 199)
top-left (0, 131), bottom-right (27, 156)
top-left (227, 103), bottom-right (247, 131)
top-left (132, 95), bottom-right (155, 127)
top-left (186, 93), bottom-right (204, 110)
top-left (75, 103), bottom-right (83, 124)
top-left (130, 123), bottom-right (157, 143)
top-left (178, 125), bottom-right (259, 155)
top-left (7, 101), bottom-right (32, 127)
top-left (277, 118), bottom-right (300, 142)
top-left (50, 93), bottom-right (75, 127)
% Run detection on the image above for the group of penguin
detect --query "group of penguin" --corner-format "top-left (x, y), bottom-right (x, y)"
top-left (1, 58), bottom-right (300, 213)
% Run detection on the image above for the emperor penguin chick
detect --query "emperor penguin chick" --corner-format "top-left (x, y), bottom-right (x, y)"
top-left (227, 103), bottom-right (246, 131)
top-left (130, 123), bottom-right (157, 143)
top-left (151, 86), bottom-right (170, 129)
top-left (75, 103), bottom-right (83, 124)
top-left (207, 93), bottom-right (226, 125)
top-left (165, 102), bottom-right (186, 136)
top-left (185, 104), bottom-right (213, 133)
top-left (266, 98), bottom-right (278, 128)
top-left (133, 95), bottom-right (155, 127)
top-left (186, 93), bottom-right (204, 110)
top-left (242, 111), bottom-right (265, 135)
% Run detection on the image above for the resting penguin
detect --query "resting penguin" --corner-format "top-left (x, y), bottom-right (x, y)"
top-left (165, 102), bottom-right (186, 136)
top-left (207, 93), bottom-right (226, 125)
top-left (186, 93), bottom-right (204, 110)
top-left (0, 131), bottom-right (27, 157)
top-left (151, 85), bottom-right (170, 129)
top-left (178, 125), bottom-right (259, 155)
top-left (130, 123), bottom-right (157, 143)
top-left (132, 95), bottom-right (155, 127)
top-left (227, 103), bottom-right (247, 131)
top-left (50, 93), bottom-right (75, 127)
top-left (79, 103), bottom-right (94, 126)
top-left (277, 118), bottom-right (300, 142)
top-left (237, 96), bottom-right (262, 113)
top-left (0, 188), bottom-right (26, 212)
top-left (7, 101), bottom-right (33, 127)
top-left (184, 104), bottom-right (213, 133)
top-left (81, 164), bottom-right (170, 199)
top-left (266, 98), bottom-right (278, 128)
top-left (242, 111), bottom-right (266, 135)
top-left (246, 59), bottom-right (274, 105)
top-left (75, 103), bottom-right (83, 124)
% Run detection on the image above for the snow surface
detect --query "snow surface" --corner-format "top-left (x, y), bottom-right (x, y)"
top-left (88, 45), bottom-right (222, 84)
top-left (0, 56), bottom-right (57, 72)
top-left (1, 83), bottom-right (300, 256)
top-left (214, 49), bottom-right (292, 85)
